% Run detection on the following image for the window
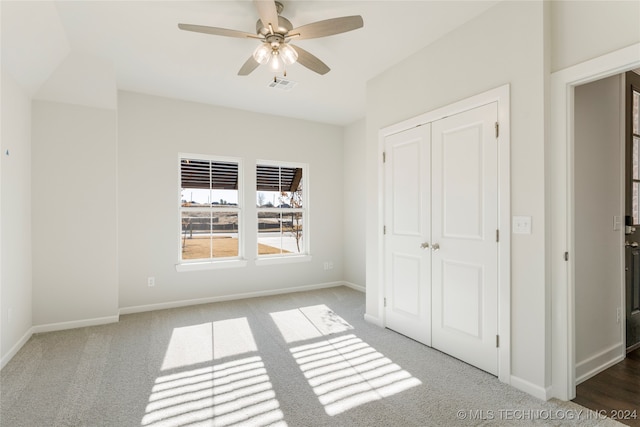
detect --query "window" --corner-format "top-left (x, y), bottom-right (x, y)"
top-left (256, 163), bottom-right (308, 257)
top-left (179, 155), bottom-right (242, 264)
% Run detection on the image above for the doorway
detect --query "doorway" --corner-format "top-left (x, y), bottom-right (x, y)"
top-left (550, 42), bottom-right (640, 400)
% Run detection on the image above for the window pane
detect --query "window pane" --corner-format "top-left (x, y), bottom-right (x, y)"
top-left (181, 159), bottom-right (239, 207)
top-left (181, 212), bottom-right (212, 260)
top-left (634, 136), bottom-right (640, 180)
top-left (258, 212), bottom-right (283, 255)
top-left (256, 165), bottom-right (303, 208)
top-left (281, 177), bottom-right (303, 209)
top-left (212, 212), bottom-right (239, 257)
top-left (181, 212), bottom-right (238, 259)
top-left (257, 212), bottom-right (303, 255)
top-left (633, 90), bottom-right (639, 135)
top-left (284, 211), bottom-right (304, 253)
top-left (634, 182), bottom-right (640, 225)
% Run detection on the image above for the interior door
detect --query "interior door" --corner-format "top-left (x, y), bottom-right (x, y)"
top-left (625, 70), bottom-right (640, 350)
top-left (430, 103), bottom-right (499, 375)
top-left (384, 125), bottom-right (432, 345)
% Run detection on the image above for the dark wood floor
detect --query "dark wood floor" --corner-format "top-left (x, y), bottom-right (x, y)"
top-left (573, 348), bottom-right (640, 427)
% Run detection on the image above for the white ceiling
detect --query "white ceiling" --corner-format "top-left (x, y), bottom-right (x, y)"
top-left (2, 1), bottom-right (499, 126)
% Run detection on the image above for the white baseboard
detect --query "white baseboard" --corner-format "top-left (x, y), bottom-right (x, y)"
top-left (575, 343), bottom-right (625, 384)
top-left (342, 281), bottom-right (365, 293)
top-left (510, 375), bottom-right (551, 400)
top-left (364, 313), bottom-right (384, 327)
top-left (32, 315), bottom-right (120, 334)
top-left (119, 281), bottom-right (347, 315)
top-left (1, 327), bottom-right (34, 371)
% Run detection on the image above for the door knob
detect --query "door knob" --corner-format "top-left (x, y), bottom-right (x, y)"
top-left (420, 242), bottom-right (429, 249)
top-left (432, 243), bottom-right (440, 251)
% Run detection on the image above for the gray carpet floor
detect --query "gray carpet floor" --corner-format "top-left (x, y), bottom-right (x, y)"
top-left (0, 286), bottom-right (622, 426)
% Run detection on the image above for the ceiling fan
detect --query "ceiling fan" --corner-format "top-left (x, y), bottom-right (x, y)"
top-left (178, 0), bottom-right (363, 76)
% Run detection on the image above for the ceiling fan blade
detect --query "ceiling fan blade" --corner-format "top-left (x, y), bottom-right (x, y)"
top-left (178, 23), bottom-right (260, 39)
top-left (288, 16), bottom-right (363, 40)
top-left (290, 45), bottom-right (330, 75)
top-left (253, 0), bottom-right (280, 31)
top-left (238, 56), bottom-right (260, 76)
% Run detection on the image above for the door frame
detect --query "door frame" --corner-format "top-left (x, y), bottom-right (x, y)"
top-left (377, 84), bottom-right (511, 384)
top-left (550, 43), bottom-right (640, 401)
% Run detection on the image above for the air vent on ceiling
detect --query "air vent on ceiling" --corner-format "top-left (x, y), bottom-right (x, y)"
top-left (268, 77), bottom-right (297, 91)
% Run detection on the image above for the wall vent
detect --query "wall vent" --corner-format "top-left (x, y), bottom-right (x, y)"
top-left (268, 77), bottom-right (297, 91)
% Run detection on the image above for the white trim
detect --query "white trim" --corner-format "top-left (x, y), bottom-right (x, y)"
top-left (510, 375), bottom-right (552, 401)
top-left (119, 281), bottom-right (346, 315)
top-left (176, 259), bottom-right (248, 272)
top-left (0, 328), bottom-right (34, 371)
top-left (255, 255), bottom-right (311, 266)
top-left (550, 42), bottom-right (640, 401)
top-left (364, 313), bottom-right (384, 327)
top-left (575, 343), bottom-right (625, 385)
top-left (32, 315), bottom-right (119, 334)
top-left (343, 281), bottom-right (365, 293)
top-left (377, 84), bottom-right (511, 384)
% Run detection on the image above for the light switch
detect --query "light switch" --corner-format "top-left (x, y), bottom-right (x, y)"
top-left (512, 216), bottom-right (532, 234)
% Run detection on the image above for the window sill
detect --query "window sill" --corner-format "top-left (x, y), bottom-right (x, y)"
top-left (175, 259), bottom-right (248, 272)
top-left (255, 255), bottom-right (312, 266)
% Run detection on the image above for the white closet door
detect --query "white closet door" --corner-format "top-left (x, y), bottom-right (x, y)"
top-left (383, 124), bottom-right (432, 345)
top-left (430, 102), bottom-right (499, 375)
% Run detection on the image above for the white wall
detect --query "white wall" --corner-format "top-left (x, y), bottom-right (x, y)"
top-left (343, 119), bottom-right (366, 288)
top-left (550, 0), bottom-right (640, 72)
top-left (365, 1), bottom-right (548, 395)
top-left (117, 91), bottom-right (344, 309)
top-left (31, 100), bottom-right (118, 326)
top-left (574, 75), bottom-right (624, 381)
top-left (0, 70), bottom-right (33, 366)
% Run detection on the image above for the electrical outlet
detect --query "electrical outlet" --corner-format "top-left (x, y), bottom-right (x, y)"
top-left (148, 277), bottom-right (155, 287)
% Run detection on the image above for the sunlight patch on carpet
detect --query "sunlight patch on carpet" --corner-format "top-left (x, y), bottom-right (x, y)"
top-left (161, 318), bottom-right (258, 370)
top-left (270, 304), bottom-right (354, 343)
top-left (142, 356), bottom-right (286, 427)
top-left (290, 334), bottom-right (422, 416)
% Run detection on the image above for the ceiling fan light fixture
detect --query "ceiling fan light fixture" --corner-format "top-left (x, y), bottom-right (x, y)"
top-left (280, 44), bottom-right (298, 66)
top-left (253, 43), bottom-right (271, 64)
top-left (269, 51), bottom-right (284, 72)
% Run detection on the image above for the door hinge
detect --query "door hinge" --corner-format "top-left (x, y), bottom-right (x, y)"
top-left (495, 122), bottom-right (499, 138)
top-left (383, 225), bottom-right (387, 235)
top-left (496, 229), bottom-right (499, 242)
top-left (383, 151), bottom-right (386, 163)
top-left (564, 251), bottom-right (569, 261)
top-left (384, 297), bottom-right (387, 307)
top-left (496, 335), bottom-right (500, 348)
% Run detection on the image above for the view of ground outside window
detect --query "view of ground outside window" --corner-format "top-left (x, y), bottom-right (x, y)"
top-left (179, 157), bottom-right (307, 262)
top-left (256, 164), bottom-right (306, 257)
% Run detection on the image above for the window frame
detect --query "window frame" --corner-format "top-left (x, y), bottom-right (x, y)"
top-left (176, 153), bottom-right (246, 271)
top-left (255, 160), bottom-right (311, 264)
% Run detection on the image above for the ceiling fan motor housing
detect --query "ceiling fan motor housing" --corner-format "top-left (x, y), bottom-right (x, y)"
top-left (256, 16), bottom-right (293, 37)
